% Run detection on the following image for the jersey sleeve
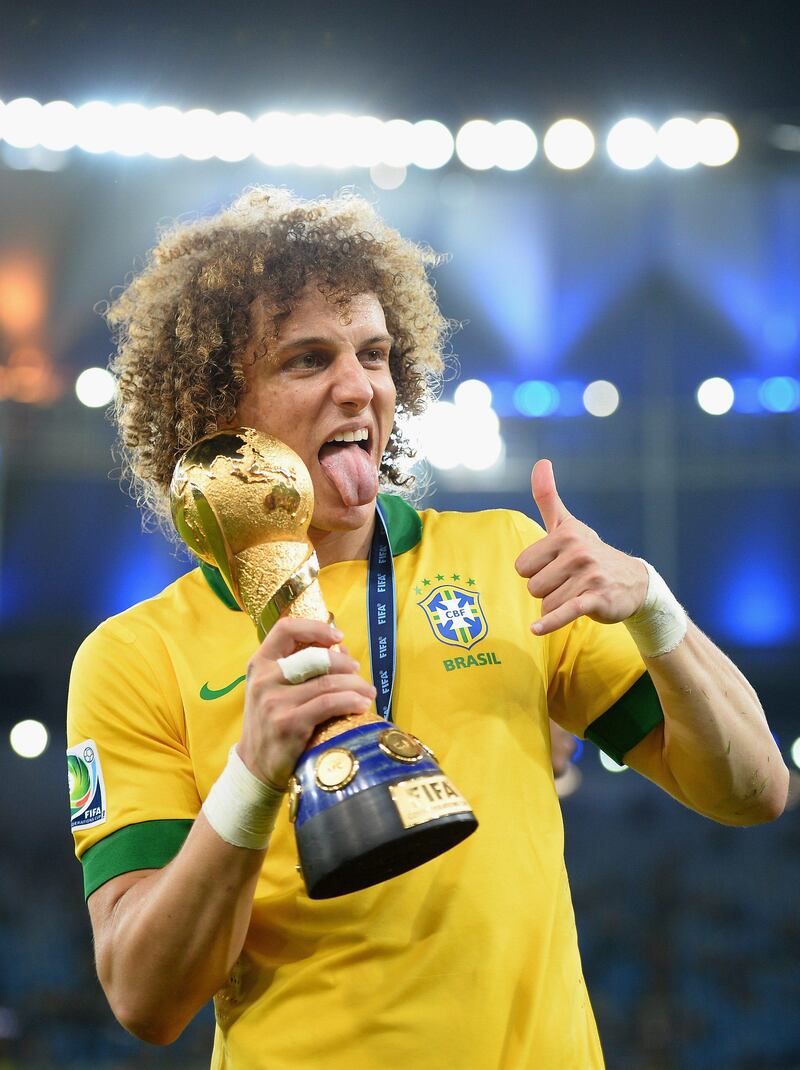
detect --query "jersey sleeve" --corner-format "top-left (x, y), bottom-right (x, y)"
top-left (67, 614), bottom-right (200, 899)
top-left (506, 510), bottom-right (664, 763)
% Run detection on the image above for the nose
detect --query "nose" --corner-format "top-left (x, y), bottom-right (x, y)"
top-left (330, 350), bottom-right (373, 411)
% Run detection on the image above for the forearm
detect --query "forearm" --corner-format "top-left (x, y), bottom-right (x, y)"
top-left (638, 622), bottom-right (788, 824)
top-left (94, 813), bottom-right (265, 1043)
top-left (90, 621), bottom-right (370, 1043)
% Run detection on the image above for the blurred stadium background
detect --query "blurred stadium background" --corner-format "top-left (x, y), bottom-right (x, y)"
top-left (0, 3), bottom-right (798, 1067)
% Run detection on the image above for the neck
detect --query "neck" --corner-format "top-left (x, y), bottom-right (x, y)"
top-left (310, 514), bottom-right (376, 568)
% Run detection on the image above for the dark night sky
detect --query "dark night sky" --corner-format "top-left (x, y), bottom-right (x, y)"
top-left (1, 0), bottom-right (799, 122)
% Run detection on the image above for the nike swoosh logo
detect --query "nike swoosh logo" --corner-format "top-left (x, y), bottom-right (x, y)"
top-left (199, 675), bottom-right (246, 701)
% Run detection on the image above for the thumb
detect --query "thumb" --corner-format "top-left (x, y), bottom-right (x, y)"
top-left (531, 459), bottom-right (571, 532)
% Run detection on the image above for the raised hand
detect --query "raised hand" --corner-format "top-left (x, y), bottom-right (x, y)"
top-left (514, 459), bottom-right (648, 636)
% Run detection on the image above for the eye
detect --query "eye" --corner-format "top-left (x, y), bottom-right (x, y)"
top-left (361, 348), bottom-right (389, 364)
top-left (287, 352), bottom-right (324, 370)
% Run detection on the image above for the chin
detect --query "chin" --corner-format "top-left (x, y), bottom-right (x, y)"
top-left (310, 496), bottom-right (376, 534)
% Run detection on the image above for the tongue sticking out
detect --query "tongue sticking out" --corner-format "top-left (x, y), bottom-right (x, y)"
top-left (318, 443), bottom-right (379, 507)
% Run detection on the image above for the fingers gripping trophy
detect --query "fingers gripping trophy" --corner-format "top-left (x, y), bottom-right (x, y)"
top-left (170, 427), bottom-right (478, 899)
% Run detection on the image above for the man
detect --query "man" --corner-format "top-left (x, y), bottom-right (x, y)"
top-left (67, 186), bottom-right (787, 1069)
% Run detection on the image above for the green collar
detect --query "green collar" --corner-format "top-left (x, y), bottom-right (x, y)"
top-left (198, 492), bottom-right (422, 612)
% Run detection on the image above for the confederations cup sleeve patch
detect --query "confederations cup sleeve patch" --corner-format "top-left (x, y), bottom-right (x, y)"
top-left (67, 739), bottom-right (107, 830)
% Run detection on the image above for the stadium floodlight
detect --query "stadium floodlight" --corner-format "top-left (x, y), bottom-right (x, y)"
top-left (318, 113), bottom-right (394, 170)
top-left (370, 163), bottom-right (407, 189)
top-left (696, 117), bottom-right (739, 166)
top-left (493, 120), bottom-right (537, 170)
top-left (771, 124), bottom-right (800, 152)
top-left (543, 119), bottom-right (594, 170)
top-left (460, 402), bottom-right (500, 436)
top-left (454, 378), bottom-right (493, 410)
top-left (76, 367), bottom-right (115, 408)
top-left (253, 111), bottom-right (294, 166)
top-left (38, 100), bottom-right (78, 151)
top-left (111, 103), bottom-right (151, 157)
top-left (583, 380), bottom-right (620, 417)
top-left (417, 400), bottom-right (463, 468)
top-left (657, 117), bottom-right (700, 169)
top-left (696, 377), bottom-right (734, 415)
top-left (1, 97), bottom-right (43, 149)
top-left (75, 100), bottom-right (117, 154)
top-left (420, 391), bottom-right (503, 471)
top-left (606, 117), bottom-right (658, 170)
top-left (145, 106), bottom-right (184, 158)
top-left (213, 110), bottom-right (254, 162)
top-left (790, 737), bottom-right (800, 771)
top-left (461, 429), bottom-right (504, 470)
top-left (0, 96), bottom-right (744, 175)
top-left (456, 119), bottom-right (497, 170)
top-left (411, 119), bottom-right (454, 169)
top-left (285, 113), bottom-right (325, 167)
top-left (313, 114), bottom-right (356, 169)
top-left (347, 116), bottom-right (385, 168)
top-left (380, 118), bottom-right (416, 168)
top-left (178, 108), bottom-right (217, 161)
top-left (9, 719), bottom-right (49, 759)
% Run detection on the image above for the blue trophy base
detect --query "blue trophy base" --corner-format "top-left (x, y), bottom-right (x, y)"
top-left (291, 722), bottom-right (478, 899)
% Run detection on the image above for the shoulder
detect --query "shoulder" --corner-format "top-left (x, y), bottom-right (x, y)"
top-left (379, 493), bottom-right (546, 557)
top-left (72, 567), bottom-right (216, 670)
top-left (417, 504), bottom-right (546, 549)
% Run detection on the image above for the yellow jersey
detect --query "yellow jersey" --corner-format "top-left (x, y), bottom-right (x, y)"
top-left (67, 496), bottom-right (662, 1069)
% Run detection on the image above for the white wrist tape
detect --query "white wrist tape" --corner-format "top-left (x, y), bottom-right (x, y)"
top-left (624, 560), bottom-right (688, 658)
top-left (277, 646), bottom-right (331, 684)
top-left (202, 746), bottom-right (285, 851)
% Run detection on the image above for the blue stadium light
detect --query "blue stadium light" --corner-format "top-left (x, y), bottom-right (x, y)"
top-left (720, 562), bottom-right (797, 646)
top-left (483, 379), bottom-right (519, 418)
top-left (731, 377), bottom-right (763, 414)
top-left (759, 376), bottom-right (800, 413)
top-left (554, 380), bottom-right (586, 417)
top-left (514, 380), bottom-right (560, 417)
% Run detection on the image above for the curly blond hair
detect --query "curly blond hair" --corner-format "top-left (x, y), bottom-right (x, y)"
top-left (105, 185), bottom-right (449, 532)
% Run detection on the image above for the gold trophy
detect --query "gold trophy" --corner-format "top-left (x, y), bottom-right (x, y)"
top-left (170, 427), bottom-right (477, 898)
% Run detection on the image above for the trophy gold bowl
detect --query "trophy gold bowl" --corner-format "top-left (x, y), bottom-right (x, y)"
top-left (170, 427), bottom-right (478, 898)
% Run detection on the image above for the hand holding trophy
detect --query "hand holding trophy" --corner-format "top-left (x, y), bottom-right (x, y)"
top-left (170, 427), bottom-right (477, 898)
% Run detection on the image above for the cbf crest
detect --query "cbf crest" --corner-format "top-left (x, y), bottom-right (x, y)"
top-left (418, 584), bottom-right (488, 650)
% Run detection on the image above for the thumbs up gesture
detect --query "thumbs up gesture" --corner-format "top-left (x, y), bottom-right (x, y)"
top-left (514, 460), bottom-right (649, 636)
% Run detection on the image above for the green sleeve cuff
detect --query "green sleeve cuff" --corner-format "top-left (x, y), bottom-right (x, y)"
top-left (81, 818), bottom-right (194, 899)
top-left (584, 672), bottom-right (664, 765)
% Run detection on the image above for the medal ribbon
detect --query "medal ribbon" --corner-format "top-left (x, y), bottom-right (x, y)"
top-left (367, 500), bottom-right (396, 721)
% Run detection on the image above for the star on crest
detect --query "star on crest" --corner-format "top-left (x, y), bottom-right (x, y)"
top-left (451, 573), bottom-right (460, 581)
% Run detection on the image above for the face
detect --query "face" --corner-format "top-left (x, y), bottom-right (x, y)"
top-left (235, 284), bottom-right (397, 542)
